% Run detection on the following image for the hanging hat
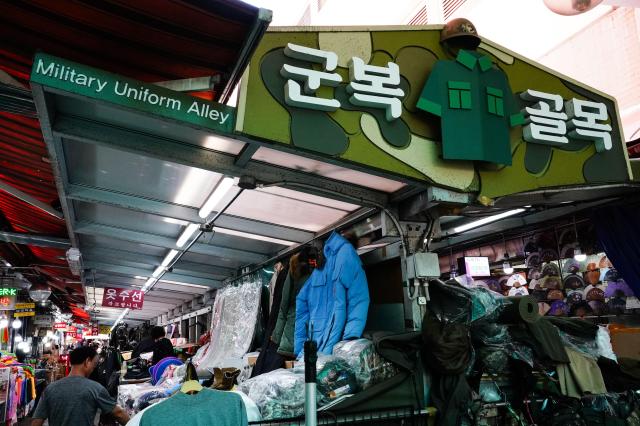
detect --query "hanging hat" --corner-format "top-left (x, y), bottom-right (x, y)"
top-left (540, 249), bottom-right (559, 263)
top-left (588, 300), bottom-right (608, 316)
top-left (149, 357), bottom-right (183, 385)
top-left (604, 279), bottom-right (634, 298)
top-left (528, 267), bottom-right (542, 280)
top-left (547, 289), bottom-right (565, 301)
top-left (604, 269), bottom-right (620, 282)
top-left (548, 300), bottom-right (569, 316)
top-left (570, 301), bottom-right (593, 317)
top-left (584, 263), bottom-right (601, 285)
top-left (585, 286), bottom-right (605, 301)
top-left (538, 302), bottom-right (551, 316)
top-left (563, 274), bottom-right (585, 290)
top-left (541, 276), bottom-right (562, 290)
top-left (506, 274), bottom-right (527, 287)
top-left (530, 289), bottom-right (548, 302)
top-left (586, 263), bottom-right (599, 272)
top-left (562, 259), bottom-right (581, 275)
top-left (484, 278), bottom-right (503, 294)
top-left (526, 252), bottom-right (542, 268)
top-left (607, 297), bottom-right (626, 315)
top-left (598, 255), bottom-right (613, 269)
top-left (566, 290), bottom-right (583, 305)
top-left (542, 263), bottom-right (560, 277)
top-left (508, 286), bottom-right (529, 297)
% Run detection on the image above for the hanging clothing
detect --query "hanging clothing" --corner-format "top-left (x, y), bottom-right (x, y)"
top-left (557, 347), bottom-right (607, 398)
top-left (134, 388), bottom-right (247, 426)
top-left (294, 232), bottom-right (370, 356)
top-left (268, 263), bottom-right (283, 313)
top-left (273, 253), bottom-right (311, 357)
top-left (251, 267), bottom-right (288, 377)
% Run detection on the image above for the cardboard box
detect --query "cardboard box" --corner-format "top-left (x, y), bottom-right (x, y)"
top-left (247, 355), bottom-right (258, 367)
top-left (610, 328), bottom-right (640, 360)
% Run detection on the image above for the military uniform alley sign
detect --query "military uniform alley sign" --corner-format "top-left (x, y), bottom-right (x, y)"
top-left (238, 29), bottom-right (630, 200)
top-left (30, 53), bottom-right (235, 134)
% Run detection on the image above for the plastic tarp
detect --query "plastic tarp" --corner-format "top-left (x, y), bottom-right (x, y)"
top-left (195, 273), bottom-right (263, 370)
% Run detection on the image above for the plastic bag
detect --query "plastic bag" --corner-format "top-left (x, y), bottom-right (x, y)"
top-left (469, 287), bottom-right (506, 322)
top-left (239, 369), bottom-right (308, 420)
top-left (596, 326), bottom-right (617, 361)
top-left (118, 382), bottom-right (157, 415)
top-left (558, 330), bottom-right (599, 359)
top-left (316, 357), bottom-right (358, 404)
top-left (196, 274), bottom-right (262, 370)
top-left (332, 339), bottom-right (399, 389)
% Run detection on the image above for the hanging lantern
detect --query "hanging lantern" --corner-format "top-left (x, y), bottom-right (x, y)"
top-left (543, 0), bottom-right (604, 16)
top-left (28, 281), bottom-right (52, 303)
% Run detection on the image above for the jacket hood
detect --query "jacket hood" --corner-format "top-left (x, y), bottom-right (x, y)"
top-left (324, 232), bottom-right (349, 257)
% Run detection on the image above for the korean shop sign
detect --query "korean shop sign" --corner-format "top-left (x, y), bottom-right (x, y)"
top-left (54, 322), bottom-right (67, 330)
top-left (30, 53), bottom-right (235, 134)
top-left (14, 303), bottom-right (36, 318)
top-left (101, 288), bottom-right (144, 310)
top-left (238, 29), bottom-right (630, 199)
top-left (0, 288), bottom-right (17, 311)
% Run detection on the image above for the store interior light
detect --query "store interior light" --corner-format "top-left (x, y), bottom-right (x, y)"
top-left (502, 259), bottom-right (514, 275)
top-left (161, 250), bottom-right (179, 267)
top-left (198, 177), bottom-right (235, 219)
top-left (176, 223), bottom-right (200, 248)
top-left (574, 248), bottom-right (587, 262)
top-left (213, 227), bottom-right (297, 246)
top-left (11, 319), bottom-right (22, 329)
top-left (142, 277), bottom-right (155, 291)
top-left (152, 266), bottom-right (165, 278)
top-left (14, 335), bottom-right (22, 343)
top-left (453, 209), bottom-right (526, 234)
top-left (0, 319), bottom-right (8, 329)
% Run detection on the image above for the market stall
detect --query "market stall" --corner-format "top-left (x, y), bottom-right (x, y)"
top-left (28, 19), bottom-right (639, 425)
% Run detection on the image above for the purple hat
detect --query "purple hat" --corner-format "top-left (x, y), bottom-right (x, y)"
top-left (586, 287), bottom-right (605, 301)
top-left (526, 252), bottom-right (541, 268)
top-left (604, 280), bottom-right (634, 298)
top-left (548, 300), bottom-right (569, 316)
top-left (607, 297), bottom-right (626, 315)
top-left (588, 300), bottom-right (608, 316)
top-left (562, 259), bottom-right (581, 275)
top-left (149, 357), bottom-right (183, 385)
top-left (541, 249), bottom-right (559, 263)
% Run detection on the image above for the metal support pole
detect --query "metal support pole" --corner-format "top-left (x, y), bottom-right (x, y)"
top-left (304, 325), bottom-right (318, 426)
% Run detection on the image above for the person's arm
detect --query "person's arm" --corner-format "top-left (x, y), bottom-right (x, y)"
top-left (30, 420), bottom-right (44, 426)
top-left (110, 405), bottom-right (130, 425)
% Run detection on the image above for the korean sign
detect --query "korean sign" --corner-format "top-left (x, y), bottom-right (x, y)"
top-left (101, 288), bottom-right (144, 310)
top-left (238, 29), bottom-right (630, 200)
top-left (15, 303), bottom-right (36, 317)
top-left (54, 322), bottom-right (67, 330)
top-left (0, 289), bottom-right (17, 311)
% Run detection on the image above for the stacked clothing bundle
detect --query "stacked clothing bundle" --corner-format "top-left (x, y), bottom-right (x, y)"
top-left (239, 369), bottom-right (306, 420)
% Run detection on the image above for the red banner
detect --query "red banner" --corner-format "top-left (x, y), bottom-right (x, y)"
top-left (101, 288), bottom-right (144, 310)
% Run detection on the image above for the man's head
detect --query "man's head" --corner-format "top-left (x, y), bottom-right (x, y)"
top-left (69, 346), bottom-right (99, 376)
top-left (150, 326), bottom-right (166, 342)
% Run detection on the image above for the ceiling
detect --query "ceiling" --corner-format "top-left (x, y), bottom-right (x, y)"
top-left (0, 0), bottom-right (271, 322)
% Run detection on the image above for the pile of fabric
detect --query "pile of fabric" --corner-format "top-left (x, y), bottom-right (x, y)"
top-left (421, 280), bottom-right (640, 426)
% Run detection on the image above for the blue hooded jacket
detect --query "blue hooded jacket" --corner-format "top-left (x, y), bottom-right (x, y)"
top-left (294, 232), bottom-right (370, 356)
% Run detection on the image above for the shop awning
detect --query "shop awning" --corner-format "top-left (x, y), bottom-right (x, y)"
top-left (0, 0), bottom-right (271, 322)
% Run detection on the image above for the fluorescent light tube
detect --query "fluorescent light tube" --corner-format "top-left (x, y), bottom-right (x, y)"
top-left (161, 250), bottom-right (179, 267)
top-left (199, 177), bottom-right (235, 218)
top-left (213, 227), bottom-right (296, 246)
top-left (152, 266), bottom-right (165, 278)
top-left (453, 209), bottom-right (525, 234)
top-left (176, 223), bottom-right (200, 248)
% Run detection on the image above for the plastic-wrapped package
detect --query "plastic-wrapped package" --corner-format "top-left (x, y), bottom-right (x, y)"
top-left (332, 339), bottom-right (399, 389)
top-left (118, 382), bottom-right (157, 416)
top-left (469, 287), bottom-right (506, 322)
top-left (558, 330), bottom-right (599, 359)
top-left (596, 326), bottom-right (617, 361)
top-left (316, 357), bottom-right (358, 404)
top-left (190, 342), bottom-right (209, 366)
top-left (239, 369), bottom-right (307, 420)
top-left (196, 274), bottom-right (263, 370)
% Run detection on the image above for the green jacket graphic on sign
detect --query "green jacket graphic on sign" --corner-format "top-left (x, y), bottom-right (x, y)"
top-left (417, 50), bottom-right (523, 166)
